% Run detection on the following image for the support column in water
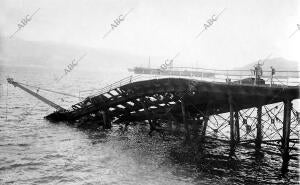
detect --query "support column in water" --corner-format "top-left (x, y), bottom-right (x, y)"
top-left (229, 95), bottom-right (236, 154)
top-left (101, 111), bottom-right (111, 129)
top-left (201, 115), bottom-right (209, 141)
top-left (256, 106), bottom-right (262, 150)
top-left (281, 100), bottom-right (292, 174)
top-left (234, 111), bottom-right (240, 143)
top-left (181, 99), bottom-right (190, 142)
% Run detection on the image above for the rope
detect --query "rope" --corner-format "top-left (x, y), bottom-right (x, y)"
top-left (18, 82), bottom-right (80, 98)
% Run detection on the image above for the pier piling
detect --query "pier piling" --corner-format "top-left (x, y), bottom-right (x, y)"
top-left (101, 111), bottom-right (111, 129)
top-left (281, 100), bottom-right (292, 173)
top-left (181, 99), bottom-right (190, 142)
top-left (234, 111), bottom-right (240, 143)
top-left (229, 96), bottom-right (236, 154)
top-left (256, 106), bottom-right (262, 150)
top-left (201, 116), bottom-right (209, 141)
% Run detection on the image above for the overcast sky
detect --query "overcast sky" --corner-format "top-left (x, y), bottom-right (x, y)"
top-left (0, 0), bottom-right (299, 69)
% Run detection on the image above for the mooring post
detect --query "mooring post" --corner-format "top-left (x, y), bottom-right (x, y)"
top-left (234, 111), bottom-right (240, 143)
top-left (256, 106), bottom-right (262, 150)
top-left (101, 111), bottom-right (111, 129)
top-left (282, 100), bottom-right (292, 174)
top-left (229, 95), bottom-right (236, 155)
top-left (181, 99), bottom-right (190, 142)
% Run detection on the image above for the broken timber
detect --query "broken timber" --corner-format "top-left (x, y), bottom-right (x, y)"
top-left (45, 78), bottom-right (298, 124)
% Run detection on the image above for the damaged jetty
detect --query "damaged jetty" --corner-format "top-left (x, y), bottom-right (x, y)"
top-left (7, 63), bottom-right (300, 173)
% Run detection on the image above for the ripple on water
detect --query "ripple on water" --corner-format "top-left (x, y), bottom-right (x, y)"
top-left (0, 114), bottom-right (299, 184)
top-left (0, 161), bottom-right (44, 171)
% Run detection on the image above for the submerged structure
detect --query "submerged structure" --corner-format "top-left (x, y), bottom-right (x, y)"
top-left (7, 63), bottom-right (300, 174)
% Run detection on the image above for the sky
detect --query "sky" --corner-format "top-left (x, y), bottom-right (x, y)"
top-left (0, 0), bottom-right (299, 69)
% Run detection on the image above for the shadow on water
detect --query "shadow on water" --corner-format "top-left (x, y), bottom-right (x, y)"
top-left (48, 121), bottom-right (299, 185)
top-left (167, 136), bottom-right (299, 185)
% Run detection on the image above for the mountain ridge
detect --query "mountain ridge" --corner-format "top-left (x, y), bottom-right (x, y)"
top-left (0, 38), bottom-right (298, 74)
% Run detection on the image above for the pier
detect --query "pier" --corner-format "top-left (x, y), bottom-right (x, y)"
top-left (7, 65), bottom-right (300, 174)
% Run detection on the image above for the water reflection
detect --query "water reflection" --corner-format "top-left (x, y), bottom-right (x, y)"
top-left (73, 123), bottom-right (299, 184)
top-left (168, 136), bottom-right (298, 184)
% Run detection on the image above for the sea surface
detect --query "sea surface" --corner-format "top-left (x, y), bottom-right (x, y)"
top-left (0, 65), bottom-right (299, 185)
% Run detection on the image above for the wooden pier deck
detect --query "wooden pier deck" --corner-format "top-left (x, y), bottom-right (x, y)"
top-left (45, 78), bottom-right (298, 123)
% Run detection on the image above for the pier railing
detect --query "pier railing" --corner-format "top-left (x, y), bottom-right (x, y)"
top-left (80, 68), bottom-right (299, 98)
top-left (131, 67), bottom-right (300, 86)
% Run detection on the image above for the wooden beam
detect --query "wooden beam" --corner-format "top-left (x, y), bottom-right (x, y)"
top-left (7, 78), bottom-right (64, 111)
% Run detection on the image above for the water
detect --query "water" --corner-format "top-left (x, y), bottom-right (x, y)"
top-left (0, 65), bottom-right (299, 185)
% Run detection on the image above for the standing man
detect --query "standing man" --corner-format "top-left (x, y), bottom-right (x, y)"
top-left (270, 66), bottom-right (275, 86)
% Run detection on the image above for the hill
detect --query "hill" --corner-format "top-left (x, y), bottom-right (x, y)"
top-left (236, 57), bottom-right (299, 71)
top-left (0, 37), bottom-right (149, 72)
